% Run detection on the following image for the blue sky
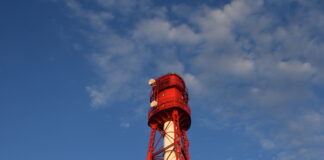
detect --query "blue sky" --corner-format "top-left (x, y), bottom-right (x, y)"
top-left (1, 0), bottom-right (324, 160)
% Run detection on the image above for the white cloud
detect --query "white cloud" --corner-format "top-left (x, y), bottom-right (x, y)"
top-left (278, 61), bottom-right (315, 75)
top-left (183, 73), bottom-right (203, 94)
top-left (260, 139), bottom-right (275, 150)
top-left (66, 0), bottom-right (113, 32)
top-left (86, 86), bottom-right (107, 107)
top-left (133, 18), bottom-right (200, 44)
top-left (220, 57), bottom-right (255, 76)
top-left (120, 121), bottom-right (130, 128)
top-left (155, 60), bottom-right (184, 74)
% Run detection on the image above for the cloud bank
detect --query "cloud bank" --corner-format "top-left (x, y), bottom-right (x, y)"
top-left (65, 0), bottom-right (324, 159)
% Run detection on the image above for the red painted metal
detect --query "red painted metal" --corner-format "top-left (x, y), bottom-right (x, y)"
top-left (146, 73), bottom-right (191, 160)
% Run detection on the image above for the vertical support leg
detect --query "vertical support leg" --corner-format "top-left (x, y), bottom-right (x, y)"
top-left (182, 131), bottom-right (190, 160)
top-left (147, 124), bottom-right (157, 160)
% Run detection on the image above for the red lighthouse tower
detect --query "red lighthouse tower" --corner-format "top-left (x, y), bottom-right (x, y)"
top-left (146, 73), bottom-right (191, 160)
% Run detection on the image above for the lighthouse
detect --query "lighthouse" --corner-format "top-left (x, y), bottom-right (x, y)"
top-left (146, 73), bottom-right (191, 160)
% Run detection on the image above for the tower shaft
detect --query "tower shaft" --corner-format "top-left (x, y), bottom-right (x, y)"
top-left (164, 121), bottom-right (175, 160)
